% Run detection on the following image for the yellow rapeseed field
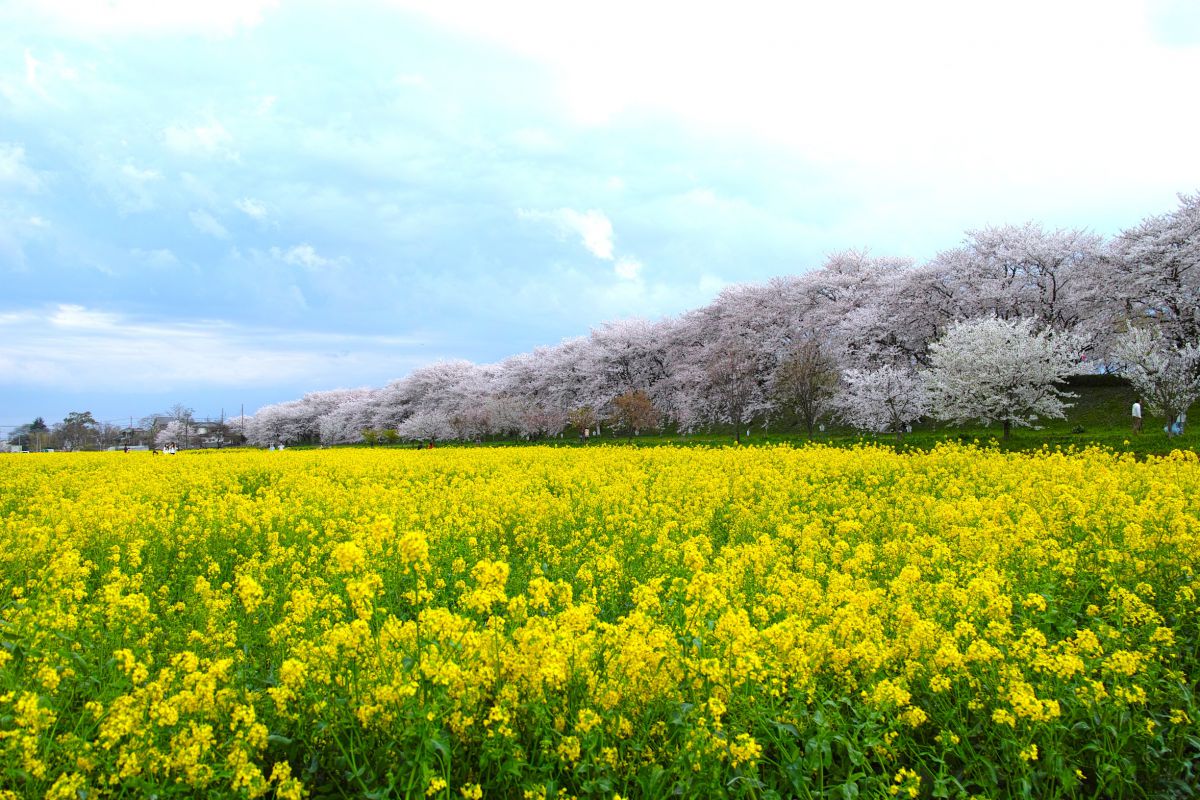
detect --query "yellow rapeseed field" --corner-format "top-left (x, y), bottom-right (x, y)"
top-left (0, 444), bottom-right (1197, 798)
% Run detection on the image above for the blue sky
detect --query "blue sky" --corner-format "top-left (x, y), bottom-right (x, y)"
top-left (2, 0), bottom-right (1199, 429)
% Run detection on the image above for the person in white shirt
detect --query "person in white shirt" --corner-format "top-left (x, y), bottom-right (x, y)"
top-left (1132, 401), bottom-right (1142, 434)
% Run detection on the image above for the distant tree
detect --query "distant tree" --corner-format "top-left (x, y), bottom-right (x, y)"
top-left (449, 408), bottom-right (493, 442)
top-left (703, 340), bottom-right (763, 444)
top-left (98, 422), bottom-right (124, 449)
top-left (6, 424), bottom-right (27, 447)
top-left (169, 404), bottom-right (194, 424)
top-left (1112, 327), bottom-right (1200, 438)
top-left (518, 406), bottom-right (568, 439)
top-left (661, 299), bottom-right (775, 442)
top-left (223, 415), bottom-right (251, 446)
top-left (7, 417), bottom-right (49, 450)
top-left (926, 317), bottom-right (1084, 438)
top-left (568, 406), bottom-right (598, 435)
top-left (835, 365), bottom-right (928, 442)
top-left (485, 397), bottom-right (526, 439)
top-left (361, 429), bottom-right (380, 447)
top-left (60, 411), bottom-right (98, 450)
top-left (610, 390), bottom-right (659, 437)
top-left (773, 339), bottom-right (839, 438)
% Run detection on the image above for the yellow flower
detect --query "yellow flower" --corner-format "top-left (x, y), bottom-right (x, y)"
top-left (729, 733), bottom-right (763, 767)
top-left (556, 736), bottom-right (582, 764)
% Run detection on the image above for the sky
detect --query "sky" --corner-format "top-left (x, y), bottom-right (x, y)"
top-left (2, 0), bottom-right (1199, 430)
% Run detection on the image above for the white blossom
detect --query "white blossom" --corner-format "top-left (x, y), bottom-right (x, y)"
top-left (1112, 327), bottom-right (1200, 437)
top-left (834, 365), bottom-right (928, 440)
top-left (926, 317), bottom-right (1085, 437)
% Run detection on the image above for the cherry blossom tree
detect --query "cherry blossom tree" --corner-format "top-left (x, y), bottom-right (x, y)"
top-left (926, 317), bottom-right (1085, 438)
top-left (243, 403), bottom-right (299, 446)
top-left (516, 405), bottom-right (568, 439)
top-left (316, 391), bottom-right (379, 445)
top-left (231, 193), bottom-right (1200, 446)
top-left (483, 396), bottom-right (527, 439)
top-left (581, 318), bottom-right (671, 414)
top-left (1106, 192), bottom-right (1200, 350)
top-left (372, 361), bottom-right (492, 430)
top-left (661, 293), bottom-right (778, 440)
top-left (246, 389), bottom-right (373, 446)
top-left (223, 414), bottom-right (252, 445)
top-left (154, 419), bottom-right (187, 448)
top-left (805, 251), bottom-right (912, 367)
top-left (448, 407), bottom-right (493, 442)
top-left (945, 223), bottom-right (1101, 332)
top-left (1112, 326), bottom-right (1200, 437)
top-left (834, 365), bottom-right (929, 442)
top-left (395, 410), bottom-right (452, 442)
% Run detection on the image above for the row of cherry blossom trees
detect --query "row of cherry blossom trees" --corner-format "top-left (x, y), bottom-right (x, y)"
top-left (243, 192), bottom-right (1200, 445)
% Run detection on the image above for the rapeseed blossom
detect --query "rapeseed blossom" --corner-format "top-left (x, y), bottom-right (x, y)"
top-left (0, 443), bottom-right (1197, 797)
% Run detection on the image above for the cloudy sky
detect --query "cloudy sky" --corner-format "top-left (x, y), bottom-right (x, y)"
top-left (2, 0), bottom-right (1198, 429)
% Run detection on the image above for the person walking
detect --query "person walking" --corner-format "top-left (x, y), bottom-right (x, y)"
top-left (1132, 400), bottom-right (1143, 434)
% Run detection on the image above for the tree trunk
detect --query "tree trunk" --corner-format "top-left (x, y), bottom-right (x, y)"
top-left (1003, 419), bottom-right (1012, 439)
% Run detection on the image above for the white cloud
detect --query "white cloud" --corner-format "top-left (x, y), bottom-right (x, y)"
top-left (235, 198), bottom-right (268, 219)
top-left (8, 47), bottom-right (81, 107)
top-left (393, 73), bottom-right (430, 89)
top-left (519, 207), bottom-right (615, 260)
top-left (121, 163), bottom-right (160, 183)
top-left (0, 142), bottom-right (44, 191)
top-left (188, 209), bottom-right (229, 239)
top-left (23, 49), bottom-right (45, 97)
top-left (0, 199), bottom-right (52, 271)
top-left (164, 119), bottom-right (235, 158)
top-left (130, 247), bottom-right (180, 268)
top-left (15, 0), bottom-right (280, 37)
top-left (614, 256), bottom-right (642, 281)
top-left (508, 127), bottom-right (561, 152)
top-left (271, 243), bottom-right (341, 269)
top-left (90, 161), bottom-right (161, 213)
top-left (0, 304), bottom-right (425, 392)
top-left (179, 172), bottom-right (220, 204)
top-left (395, 1), bottom-right (1200, 203)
